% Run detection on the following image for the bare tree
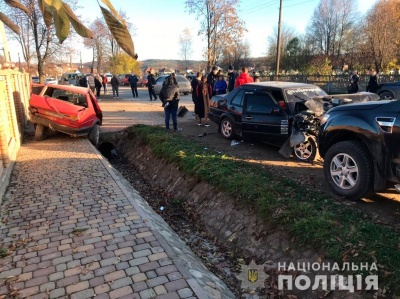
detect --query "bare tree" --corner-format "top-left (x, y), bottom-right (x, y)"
top-left (306, 0), bottom-right (358, 61)
top-left (185, 0), bottom-right (245, 71)
top-left (220, 39), bottom-right (250, 69)
top-left (362, 0), bottom-right (400, 73)
top-left (84, 19), bottom-right (110, 73)
top-left (267, 24), bottom-right (297, 70)
top-left (178, 28), bottom-right (193, 70)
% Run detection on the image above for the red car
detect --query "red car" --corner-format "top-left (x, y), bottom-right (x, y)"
top-left (138, 76), bottom-right (148, 87)
top-left (29, 84), bottom-right (103, 145)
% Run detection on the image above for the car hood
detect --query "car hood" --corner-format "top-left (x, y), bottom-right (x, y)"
top-left (328, 100), bottom-right (390, 112)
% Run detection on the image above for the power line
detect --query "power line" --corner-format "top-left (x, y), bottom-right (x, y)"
top-left (240, 0), bottom-right (277, 13)
top-left (241, 0), bottom-right (278, 16)
top-left (283, 0), bottom-right (315, 8)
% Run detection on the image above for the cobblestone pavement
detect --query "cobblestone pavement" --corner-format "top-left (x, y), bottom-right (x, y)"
top-left (0, 137), bottom-right (206, 299)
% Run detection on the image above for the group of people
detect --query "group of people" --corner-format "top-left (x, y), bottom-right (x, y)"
top-left (347, 69), bottom-right (379, 94)
top-left (78, 72), bottom-right (120, 99)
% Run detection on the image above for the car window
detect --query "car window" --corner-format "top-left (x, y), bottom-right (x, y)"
top-left (47, 88), bottom-right (87, 107)
top-left (231, 90), bottom-right (244, 107)
top-left (244, 93), bottom-right (277, 113)
top-left (176, 76), bottom-right (187, 82)
top-left (156, 77), bottom-right (166, 84)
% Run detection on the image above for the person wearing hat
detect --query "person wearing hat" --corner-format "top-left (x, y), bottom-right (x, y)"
top-left (227, 66), bottom-right (238, 92)
top-left (207, 66), bottom-right (218, 96)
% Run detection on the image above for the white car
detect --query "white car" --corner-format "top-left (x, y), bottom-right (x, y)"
top-left (105, 73), bottom-right (112, 83)
top-left (44, 77), bottom-right (58, 85)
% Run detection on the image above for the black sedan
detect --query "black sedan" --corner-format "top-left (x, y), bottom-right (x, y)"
top-left (208, 82), bottom-right (329, 161)
top-left (376, 81), bottom-right (400, 100)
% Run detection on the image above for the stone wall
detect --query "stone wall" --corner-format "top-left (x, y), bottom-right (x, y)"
top-left (0, 69), bottom-right (30, 203)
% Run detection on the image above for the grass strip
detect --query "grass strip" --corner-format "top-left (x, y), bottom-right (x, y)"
top-left (125, 124), bottom-right (400, 294)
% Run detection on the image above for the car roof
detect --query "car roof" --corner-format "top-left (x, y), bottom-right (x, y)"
top-left (46, 84), bottom-right (89, 94)
top-left (241, 81), bottom-right (320, 90)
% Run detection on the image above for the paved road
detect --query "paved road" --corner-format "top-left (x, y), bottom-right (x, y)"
top-left (98, 87), bottom-right (195, 132)
top-left (0, 136), bottom-right (233, 299)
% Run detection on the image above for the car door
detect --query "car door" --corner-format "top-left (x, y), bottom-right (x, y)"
top-left (241, 91), bottom-right (289, 146)
top-left (228, 89), bottom-right (245, 127)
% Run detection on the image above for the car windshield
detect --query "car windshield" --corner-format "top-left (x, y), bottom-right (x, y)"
top-left (44, 87), bottom-right (87, 107)
top-left (284, 87), bottom-right (327, 111)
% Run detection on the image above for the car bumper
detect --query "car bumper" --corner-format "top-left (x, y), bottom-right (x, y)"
top-left (30, 114), bottom-right (93, 137)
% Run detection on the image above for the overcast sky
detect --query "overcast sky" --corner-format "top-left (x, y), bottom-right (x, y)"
top-left (4, 0), bottom-right (377, 64)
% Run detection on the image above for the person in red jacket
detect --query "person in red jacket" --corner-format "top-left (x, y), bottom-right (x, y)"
top-left (235, 67), bottom-right (254, 88)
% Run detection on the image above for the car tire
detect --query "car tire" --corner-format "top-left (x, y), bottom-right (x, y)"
top-left (220, 118), bottom-right (235, 140)
top-left (35, 124), bottom-right (45, 141)
top-left (323, 140), bottom-right (373, 200)
top-left (379, 91), bottom-right (395, 101)
top-left (88, 124), bottom-right (100, 146)
top-left (293, 138), bottom-right (317, 162)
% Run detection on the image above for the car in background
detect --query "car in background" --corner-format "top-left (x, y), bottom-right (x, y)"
top-left (118, 74), bottom-right (130, 86)
top-left (44, 77), bottom-right (58, 85)
top-left (375, 81), bottom-right (400, 100)
top-left (60, 72), bottom-right (84, 86)
top-left (154, 75), bottom-right (191, 95)
top-left (29, 84), bottom-right (103, 146)
top-left (32, 76), bottom-right (40, 83)
top-left (104, 73), bottom-right (112, 83)
top-left (186, 74), bottom-right (197, 82)
top-left (138, 76), bottom-right (148, 87)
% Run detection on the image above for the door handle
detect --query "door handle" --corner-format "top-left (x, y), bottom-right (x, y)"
top-left (245, 115), bottom-right (253, 120)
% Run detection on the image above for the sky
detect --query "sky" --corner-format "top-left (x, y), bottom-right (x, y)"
top-left (4, 0), bottom-right (378, 64)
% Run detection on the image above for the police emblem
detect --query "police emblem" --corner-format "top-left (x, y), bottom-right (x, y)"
top-left (238, 260), bottom-right (268, 290)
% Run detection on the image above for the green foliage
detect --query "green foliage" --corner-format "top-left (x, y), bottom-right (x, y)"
top-left (125, 124), bottom-right (400, 294)
top-left (110, 53), bottom-right (141, 75)
top-left (306, 57), bottom-right (333, 75)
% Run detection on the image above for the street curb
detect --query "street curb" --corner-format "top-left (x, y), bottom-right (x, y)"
top-left (87, 140), bottom-right (235, 299)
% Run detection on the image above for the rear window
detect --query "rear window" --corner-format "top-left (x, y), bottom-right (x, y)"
top-left (44, 88), bottom-right (87, 107)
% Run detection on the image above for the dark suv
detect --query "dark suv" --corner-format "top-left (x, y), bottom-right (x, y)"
top-left (318, 100), bottom-right (400, 199)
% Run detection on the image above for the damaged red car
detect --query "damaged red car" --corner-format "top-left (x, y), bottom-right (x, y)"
top-left (29, 84), bottom-right (103, 146)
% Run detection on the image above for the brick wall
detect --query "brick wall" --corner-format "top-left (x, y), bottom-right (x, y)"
top-left (0, 69), bottom-right (30, 203)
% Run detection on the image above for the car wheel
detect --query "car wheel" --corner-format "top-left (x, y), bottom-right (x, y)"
top-left (35, 124), bottom-right (45, 141)
top-left (220, 118), bottom-right (235, 140)
top-left (323, 140), bottom-right (373, 200)
top-left (293, 138), bottom-right (317, 162)
top-left (88, 124), bottom-right (100, 146)
top-left (379, 91), bottom-right (395, 101)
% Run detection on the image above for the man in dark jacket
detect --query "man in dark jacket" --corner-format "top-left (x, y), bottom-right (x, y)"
top-left (366, 69), bottom-right (379, 93)
top-left (110, 74), bottom-right (119, 98)
top-left (79, 76), bottom-right (88, 88)
top-left (227, 66), bottom-right (237, 92)
top-left (347, 70), bottom-right (359, 94)
top-left (147, 71), bottom-right (157, 101)
top-left (207, 66), bottom-right (218, 96)
top-left (128, 73), bottom-right (139, 98)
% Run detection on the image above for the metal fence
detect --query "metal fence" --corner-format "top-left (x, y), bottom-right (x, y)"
top-left (261, 74), bottom-right (400, 94)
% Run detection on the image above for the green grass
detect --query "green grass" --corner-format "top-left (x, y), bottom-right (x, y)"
top-left (125, 124), bottom-right (400, 294)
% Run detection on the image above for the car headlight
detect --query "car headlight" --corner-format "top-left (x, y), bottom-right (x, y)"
top-left (320, 113), bottom-right (330, 126)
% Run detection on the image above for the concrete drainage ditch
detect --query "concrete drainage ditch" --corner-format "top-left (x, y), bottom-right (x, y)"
top-left (97, 132), bottom-right (371, 299)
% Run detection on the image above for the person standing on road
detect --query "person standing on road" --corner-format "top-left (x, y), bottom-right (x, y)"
top-left (214, 74), bottom-right (227, 95)
top-left (94, 74), bottom-right (102, 98)
top-left (366, 69), bottom-right (379, 93)
top-left (347, 70), bottom-right (359, 94)
top-left (128, 73), bottom-right (139, 98)
top-left (159, 74), bottom-right (180, 132)
top-left (147, 71), bottom-right (158, 101)
top-left (79, 75), bottom-right (88, 88)
top-left (111, 74), bottom-right (119, 98)
top-left (227, 66), bottom-right (237, 92)
top-left (196, 76), bottom-right (212, 127)
top-left (235, 67), bottom-right (254, 88)
top-left (101, 74), bottom-right (108, 94)
top-left (88, 72), bottom-right (95, 93)
top-left (191, 72), bottom-right (202, 120)
top-left (207, 66), bottom-right (218, 96)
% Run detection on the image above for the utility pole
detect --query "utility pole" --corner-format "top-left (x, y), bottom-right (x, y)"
top-left (18, 52), bottom-right (21, 72)
top-left (275, 0), bottom-right (283, 77)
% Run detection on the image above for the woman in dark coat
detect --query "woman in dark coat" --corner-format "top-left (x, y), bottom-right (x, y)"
top-left (196, 76), bottom-right (212, 127)
top-left (191, 72), bottom-right (202, 119)
top-left (366, 69), bottom-right (379, 93)
top-left (94, 75), bottom-right (102, 98)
